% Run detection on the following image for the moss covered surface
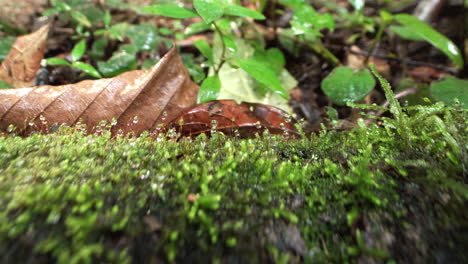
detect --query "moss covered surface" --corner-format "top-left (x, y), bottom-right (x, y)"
top-left (0, 104), bottom-right (467, 263)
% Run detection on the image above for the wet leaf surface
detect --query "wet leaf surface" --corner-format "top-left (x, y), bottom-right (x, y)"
top-left (166, 100), bottom-right (300, 138)
top-left (0, 48), bottom-right (199, 136)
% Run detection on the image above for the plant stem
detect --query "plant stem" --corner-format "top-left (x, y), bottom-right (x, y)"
top-left (212, 22), bottom-right (227, 75)
top-left (364, 19), bottom-right (386, 65)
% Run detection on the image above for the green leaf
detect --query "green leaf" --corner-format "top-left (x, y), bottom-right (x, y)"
top-left (72, 62), bottom-right (102, 78)
top-left (103, 10), bottom-right (111, 27)
top-left (222, 35), bottom-right (237, 53)
top-left (194, 0), bottom-right (224, 23)
top-left (193, 39), bottom-right (213, 63)
top-left (321, 66), bottom-right (375, 105)
top-left (394, 14), bottom-right (464, 69)
top-left (142, 59), bottom-right (158, 70)
top-left (97, 51), bottom-right (137, 77)
top-left (0, 36), bottom-right (15, 62)
top-left (389, 26), bottom-right (424, 41)
top-left (182, 53), bottom-right (206, 83)
top-left (198, 75), bottom-right (221, 103)
top-left (126, 24), bottom-right (158, 51)
top-left (185, 21), bottom-right (211, 35)
top-left (71, 39), bottom-right (86, 62)
top-left (348, 0), bottom-right (365, 11)
top-left (45, 57), bottom-right (71, 66)
top-left (90, 37), bottom-right (108, 60)
top-left (70, 10), bottom-right (92, 27)
top-left (290, 4), bottom-right (334, 40)
top-left (142, 5), bottom-right (198, 19)
top-left (224, 5), bottom-right (265, 20)
top-left (0, 80), bottom-right (13, 88)
top-left (431, 77), bottom-right (468, 108)
top-left (233, 58), bottom-right (287, 98)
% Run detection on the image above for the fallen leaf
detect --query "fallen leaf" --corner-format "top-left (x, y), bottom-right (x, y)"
top-left (0, 21), bottom-right (52, 88)
top-left (0, 48), bottom-right (199, 136)
top-left (165, 100), bottom-right (299, 138)
top-left (408, 66), bottom-right (447, 83)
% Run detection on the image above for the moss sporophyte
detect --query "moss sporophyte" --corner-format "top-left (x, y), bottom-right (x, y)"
top-left (0, 101), bottom-right (466, 263)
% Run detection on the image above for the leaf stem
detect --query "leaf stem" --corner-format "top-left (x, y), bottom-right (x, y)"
top-left (212, 22), bottom-right (226, 75)
top-left (364, 19), bottom-right (387, 65)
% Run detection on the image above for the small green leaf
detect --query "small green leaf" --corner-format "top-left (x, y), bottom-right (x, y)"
top-left (379, 10), bottom-right (393, 24)
top-left (222, 35), bottom-right (237, 53)
top-left (126, 24), bottom-right (158, 51)
top-left (394, 14), bottom-right (464, 69)
top-left (103, 10), bottom-right (111, 27)
top-left (431, 77), bottom-right (468, 108)
top-left (194, 0), bottom-right (224, 23)
top-left (72, 62), bottom-right (102, 78)
top-left (234, 58), bottom-right (287, 98)
top-left (90, 38), bottom-right (108, 60)
top-left (185, 21), bottom-right (211, 35)
top-left (97, 52), bottom-right (137, 78)
top-left (321, 66), bottom-right (375, 105)
top-left (142, 5), bottom-right (198, 19)
top-left (142, 59), bottom-right (158, 70)
top-left (0, 36), bottom-right (15, 61)
top-left (193, 39), bottom-right (213, 63)
top-left (70, 10), bottom-right (92, 27)
top-left (198, 75), bottom-right (221, 103)
top-left (45, 57), bottom-right (71, 66)
top-left (224, 5), bottom-right (265, 20)
top-left (71, 39), bottom-right (86, 62)
top-left (266, 48), bottom-right (285, 72)
top-left (0, 80), bottom-right (13, 88)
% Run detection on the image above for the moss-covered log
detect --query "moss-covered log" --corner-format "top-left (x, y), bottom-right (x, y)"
top-left (0, 105), bottom-right (467, 263)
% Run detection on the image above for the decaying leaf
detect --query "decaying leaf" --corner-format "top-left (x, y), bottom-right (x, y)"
top-left (0, 48), bottom-right (199, 136)
top-left (0, 21), bottom-right (52, 88)
top-left (166, 100), bottom-right (299, 138)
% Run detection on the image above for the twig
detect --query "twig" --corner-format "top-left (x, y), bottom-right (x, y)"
top-left (364, 88), bottom-right (418, 125)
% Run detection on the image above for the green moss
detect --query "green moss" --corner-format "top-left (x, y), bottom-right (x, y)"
top-left (0, 105), bottom-right (466, 263)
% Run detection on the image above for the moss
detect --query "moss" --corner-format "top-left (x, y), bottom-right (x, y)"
top-left (0, 105), bottom-right (467, 263)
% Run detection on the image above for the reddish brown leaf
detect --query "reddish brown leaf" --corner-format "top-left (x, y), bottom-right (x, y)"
top-left (0, 48), bottom-right (199, 136)
top-left (0, 21), bottom-right (52, 88)
top-left (165, 100), bottom-right (300, 138)
top-left (408, 66), bottom-right (448, 83)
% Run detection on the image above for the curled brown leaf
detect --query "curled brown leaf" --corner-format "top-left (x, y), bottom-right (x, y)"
top-left (0, 21), bottom-right (52, 88)
top-left (0, 48), bottom-right (199, 136)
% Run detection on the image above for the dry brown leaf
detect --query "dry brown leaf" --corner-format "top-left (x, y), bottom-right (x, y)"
top-left (0, 21), bottom-right (52, 88)
top-left (0, 48), bottom-right (199, 136)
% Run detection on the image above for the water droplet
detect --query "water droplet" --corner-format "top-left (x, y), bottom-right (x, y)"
top-left (39, 115), bottom-right (46, 121)
top-left (280, 123), bottom-right (290, 136)
top-left (132, 116), bottom-right (139, 124)
top-left (211, 119), bottom-right (218, 134)
top-left (7, 124), bottom-right (15, 134)
top-left (161, 111), bottom-right (168, 122)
